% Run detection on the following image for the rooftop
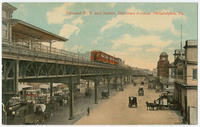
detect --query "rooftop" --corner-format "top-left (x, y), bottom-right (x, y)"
top-left (160, 52), bottom-right (168, 56)
top-left (11, 19), bottom-right (68, 42)
top-left (184, 40), bottom-right (198, 48)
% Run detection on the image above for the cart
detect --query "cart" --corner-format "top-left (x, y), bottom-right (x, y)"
top-left (128, 96), bottom-right (137, 108)
top-left (138, 86), bottom-right (144, 96)
top-left (101, 91), bottom-right (109, 99)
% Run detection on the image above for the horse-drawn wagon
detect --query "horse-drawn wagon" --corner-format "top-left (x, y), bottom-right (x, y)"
top-left (138, 86), bottom-right (144, 96)
top-left (146, 92), bottom-right (177, 111)
top-left (101, 91), bottom-right (109, 99)
top-left (128, 96), bottom-right (137, 108)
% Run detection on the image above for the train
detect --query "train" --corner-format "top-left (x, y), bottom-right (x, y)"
top-left (90, 50), bottom-right (123, 65)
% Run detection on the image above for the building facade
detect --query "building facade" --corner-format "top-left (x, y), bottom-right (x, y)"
top-left (174, 40), bottom-right (198, 124)
top-left (2, 3), bottom-right (17, 103)
top-left (2, 3), bottom-right (16, 42)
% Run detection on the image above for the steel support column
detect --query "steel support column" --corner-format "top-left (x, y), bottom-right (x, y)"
top-left (107, 77), bottom-right (111, 97)
top-left (69, 77), bottom-right (74, 120)
top-left (104, 76), bottom-right (106, 86)
top-left (114, 77), bottom-right (118, 90)
top-left (14, 60), bottom-right (19, 94)
top-left (94, 79), bottom-right (98, 104)
top-left (86, 81), bottom-right (89, 88)
top-left (124, 76), bottom-right (127, 85)
top-left (130, 75), bottom-right (132, 83)
top-left (50, 82), bottom-right (53, 102)
top-left (121, 75), bottom-right (124, 91)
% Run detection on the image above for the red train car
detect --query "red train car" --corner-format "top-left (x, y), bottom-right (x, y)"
top-left (91, 50), bottom-right (119, 65)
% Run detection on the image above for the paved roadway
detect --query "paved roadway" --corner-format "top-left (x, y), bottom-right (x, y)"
top-left (44, 85), bottom-right (119, 125)
top-left (7, 78), bottom-right (183, 125)
top-left (75, 82), bottom-right (183, 125)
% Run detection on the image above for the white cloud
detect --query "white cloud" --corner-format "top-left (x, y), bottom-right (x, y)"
top-left (92, 36), bottom-right (101, 45)
top-left (110, 3), bottom-right (116, 8)
top-left (52, 41), bottom-right (65, 49)
top-left (106, 34), bottom-right (175, 69)
top-left (41, 41), bottom-right (65, 50)
top-left (101, 6), bottom-right (186, 36)
top-left (107, 50), bottom-right (158, 70)
top-left (93, 39), bottom-right (98, 45)
top-left (127, 47), bottom-right (142, 52)
top-left (46, 3), bottom-right (74, 24)
top-left (111, 34), bottom-right (172, 52)
top-left (72, 17), bottom-right (83, 25)
top-left (70, 45), bottom-right (83, 52)
top-left (49, 15), bottom-right (83, 50)
top-left (59, 16), bottom-right (83, 38)
top-left (42, 42), bottom-right (82, 53)
top-left (112, 34), bottom-right (172, 50)
top-left (59, 24), bottom-right (80, 38)
top-left (146, 48), bottom-right (161, 53)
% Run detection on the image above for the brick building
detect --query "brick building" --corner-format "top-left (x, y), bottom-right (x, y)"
top-left (157, 52), bottom-right (170, 91)
top-left (157, 52), bottom-right (169, 78)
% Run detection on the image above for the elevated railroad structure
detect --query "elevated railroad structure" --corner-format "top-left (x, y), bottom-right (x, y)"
top-left (2, 19), bottom-right (134, 120)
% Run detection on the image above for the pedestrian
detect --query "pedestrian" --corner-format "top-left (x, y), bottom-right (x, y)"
top-left (12, 111), bottom-right (15, 120)
top-left (87, 107), bottom-right (90, 116)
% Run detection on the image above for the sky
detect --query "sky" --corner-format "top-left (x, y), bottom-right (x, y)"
top-left (9, 2), bottom-right (198, 70)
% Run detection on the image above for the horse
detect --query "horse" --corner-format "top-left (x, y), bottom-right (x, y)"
top-left (146, 101), bottom-right (150, 110)
top-left (146, 101), bottom-right (158, 110)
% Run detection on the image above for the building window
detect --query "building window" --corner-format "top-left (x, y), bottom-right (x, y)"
top-left (192, 69), bottom-right (197, 80)
top-left (178, 69), bottom-right (183, 79)
top-left (2, 21), bottom-right (8, 39)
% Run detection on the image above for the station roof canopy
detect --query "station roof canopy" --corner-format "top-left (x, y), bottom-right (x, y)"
top-left (10, 19), bottom-right (68, 42)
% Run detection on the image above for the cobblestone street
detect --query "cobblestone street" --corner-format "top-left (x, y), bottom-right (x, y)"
top-left (76, 83), bottom-right (183, 125)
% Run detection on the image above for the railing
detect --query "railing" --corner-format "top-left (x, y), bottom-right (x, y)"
top-left (2, 42), bottom-right (122, 69)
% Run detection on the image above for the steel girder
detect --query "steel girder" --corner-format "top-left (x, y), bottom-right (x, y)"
top-left (2, 58), bottom-right (131, 83)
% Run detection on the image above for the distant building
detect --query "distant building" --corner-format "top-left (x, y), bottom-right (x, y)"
top-left (173, 49), bottom-right (185, 61)
top-left (157, 52), bottom-right (169, 78)
top-left (174, 40), bottom-right (198, 124)
top-left (157, 52), bottom-right (169, 91)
